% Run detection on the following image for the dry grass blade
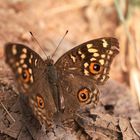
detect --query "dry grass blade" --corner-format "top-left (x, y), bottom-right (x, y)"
top-left (114, 0), bottom-right (140, 109)
top-left (130, 69), bottom-right (140, 111)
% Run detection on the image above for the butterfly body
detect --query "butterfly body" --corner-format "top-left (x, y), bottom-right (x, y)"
top-left (4, 37), bottom-right (119, 129)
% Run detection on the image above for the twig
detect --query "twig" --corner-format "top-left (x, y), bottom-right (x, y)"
top-left (0, 102), bottom-right (15, 123)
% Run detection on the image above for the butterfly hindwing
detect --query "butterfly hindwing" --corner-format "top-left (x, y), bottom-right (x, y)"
top-left (56, 73), bottom-right (100, 122)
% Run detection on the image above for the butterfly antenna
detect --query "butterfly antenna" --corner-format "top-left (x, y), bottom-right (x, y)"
top-left (30, 31), bottom-right (48, 58)
top-left (51, 30), bottom-right (68, 58)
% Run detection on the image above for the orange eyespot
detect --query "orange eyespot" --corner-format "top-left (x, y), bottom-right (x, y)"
top-left (89, 62), bottom-right (102, 74)
top-left (21, 69), bottom-right (30, 82)
top-left (77, 88), bottom-right (90, 102)
top-left (36, 95), bottom-right (45, 109)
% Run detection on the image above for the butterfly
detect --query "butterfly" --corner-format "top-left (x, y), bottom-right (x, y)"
top-left (4, 37), bottom-right (119, 129)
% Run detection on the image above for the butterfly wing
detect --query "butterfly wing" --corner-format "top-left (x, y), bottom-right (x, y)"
top-left (55, 37), bottom-right (119, 85)
top-left (5, 43), bottom-right (45, 92)
top-left (54, 37), bottom-right (119, 121)
top-left (55, 73), bottom-right (100, 122)
top-left (5, 43), bottom-right (56, 128)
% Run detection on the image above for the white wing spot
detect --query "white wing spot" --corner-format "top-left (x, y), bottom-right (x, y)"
top-left (16, 62), bottom-right (19, 67)
top-left (93, 89), bottom-right (98, 94)
top-left (31, 54), bottom-right (33, 59)
top-left (102, 39), bottom-right (108, 48)
top-left (84, 62), bottom-right (89, 68)
top-left (35, 59), bottom-right (38, 66)
top-left (29, 98), bottom-right (34, 105)
top-left (81, 54), bottom-right (85, 59)
top-left (78, 49), bottom-right (82, 54)
top-left (87, 44), bottom-right (93, 49)
top-left (70, 54), bottom-right (76, 63)
top-left (20, 59), bottom-right (24, 64)
top-left (99, 59), bottom-right (105, 65)
top-left (22, 64), bottom-right (27, 68)
top-left (93, 53), bottom-right (99, 57)
top-left (29, 68), bottom-right (32, 74)
top-left (103, 68), bottom-right (107, 74)
top-left (18, 67), bottom-right (22, 74)
top-left (20, 54), bottom-right (27, 59)
top-left (29, 58), bottom-right (32, 64)
top-left (84, 69), bottom-right (89, 76)
top-left (109, 50), bottom-right (113, 55)
top-left (22, 48), bottom-right (27, 54)
top-left (88, 48), bottom-right (98, 53)
top-left (90, 57), bottom-right (96, 61)
top-left (101, 75), bottom-right (106, 82)
top-left (68, 67), bottom-right (77, 70)
top-left (107, 55), bottom-right (111, 60)
top-left (30, 76), bottom-right (34, 83)
top-left (101, 54), bottom-right (106, 58)
top-left (12, 45), bottom-right (17, 55)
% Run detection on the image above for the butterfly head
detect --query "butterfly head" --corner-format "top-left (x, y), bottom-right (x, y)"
top-left (45, 56), bottom-right (54, 66)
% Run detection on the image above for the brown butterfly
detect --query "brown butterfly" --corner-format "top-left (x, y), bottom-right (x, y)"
top-left (4, 37), bottom-right (119, 129)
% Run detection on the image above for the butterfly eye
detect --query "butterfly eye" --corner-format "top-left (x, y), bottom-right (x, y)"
top-left (36, 95), bottom-right (45, 109)
top-left (89, 62), bottom-right (103, 74)
top-left (77, 88), bottom-right (90, 102)
top-left (21, 69), bottom-right (30, 82)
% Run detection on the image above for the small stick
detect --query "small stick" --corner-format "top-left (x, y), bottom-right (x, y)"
top-left (0, 102), bottom-right (15, 123)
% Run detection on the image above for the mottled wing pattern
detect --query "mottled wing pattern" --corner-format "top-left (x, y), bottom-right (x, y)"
top-left (55, 74), bottom-right (100, 122)
top-left (55, 37), bottom-right (119, 85)
top-left (5, 43), bottom-right (56, 128)
top-left (5, 43), bottom-right (45, 93)
top-left (54, 37), bottom-right (119, 118)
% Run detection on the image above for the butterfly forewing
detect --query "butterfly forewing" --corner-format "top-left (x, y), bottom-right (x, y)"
top-left (55, 37), bottom-right (119, 85)
top-left (5, 43), bottom-right (45, 92)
